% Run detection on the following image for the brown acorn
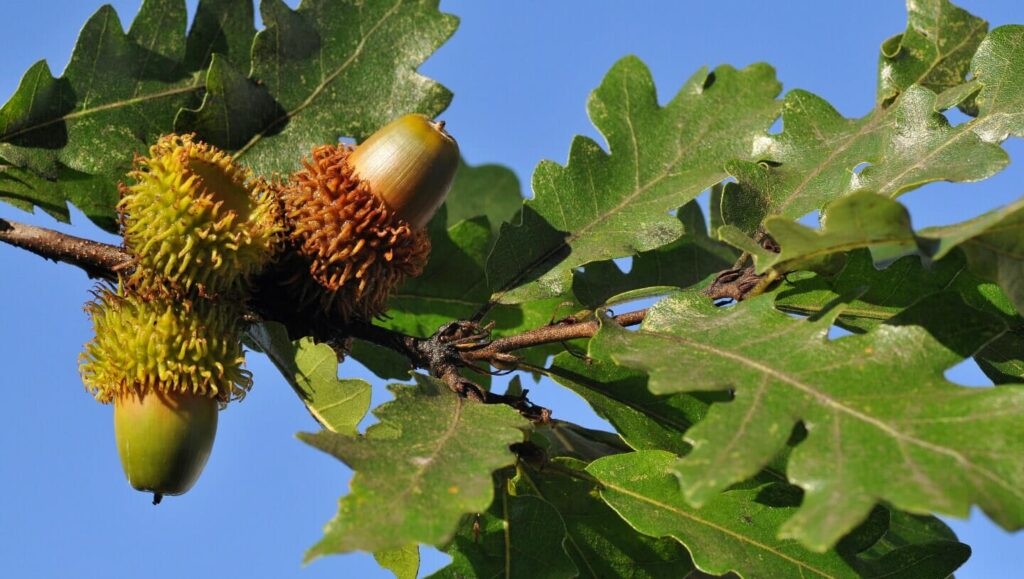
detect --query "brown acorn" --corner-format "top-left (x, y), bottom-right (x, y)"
top-left (278, 114), bottom-right (459, 322)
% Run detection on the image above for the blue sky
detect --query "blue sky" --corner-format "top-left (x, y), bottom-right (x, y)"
top-left (0, 1), bottom-right (1021, 577)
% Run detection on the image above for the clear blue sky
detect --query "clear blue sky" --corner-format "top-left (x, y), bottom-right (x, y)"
top-left (0, 1), bottom-right (1021, 578)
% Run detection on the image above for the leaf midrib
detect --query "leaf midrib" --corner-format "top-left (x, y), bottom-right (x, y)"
top-left (234, 0), bottom-right (403, 160)
top-left (2, 84), bottom-right (202, 143)
top-left (599, 482), bottom-right (838, 578)
top-left (636, 327), bottom-right (1022, 501)
top-left (488, 78), bottom-right (732, 304)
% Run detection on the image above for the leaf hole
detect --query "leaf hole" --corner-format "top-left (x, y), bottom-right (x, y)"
top-left (943, 357), bottom-right (993, 389)
top-left (852, 161), bottom-right (870, 175)
top-left (337, 136), bottom-right (356, 146)
top-left (767, 117), bottom-right (783, 135)
top-left (614, 256), bottom-right (634, 275)
top-left (943, 107), bottom-right (973, 128)
top-left (827, 324), bottom-right (853, 341)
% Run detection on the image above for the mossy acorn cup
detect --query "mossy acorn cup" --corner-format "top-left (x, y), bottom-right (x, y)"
top-left (280, 114), bottom-right (459, 323)
top-left (80, 290), bottom-right (251, 503)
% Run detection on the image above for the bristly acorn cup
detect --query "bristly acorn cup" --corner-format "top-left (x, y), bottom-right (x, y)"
top-left (119, 133), bottom-right (282, 297)
top-left (278, 114), bottom-right (459, 323)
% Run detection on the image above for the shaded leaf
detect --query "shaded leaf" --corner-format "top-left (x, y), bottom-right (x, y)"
top-left (299, 376), bottom-right (528, 556)
top-left (726, 190), bottom-right (1024, 315)
top-left (591, 291), bottom-right (1024, 550)
top-left (531, 420), bottom-right (632, 463)
top-left (486, 57), bottom-right (781, 304)
top-left (572, 202), bottom-right (736, 307)
top-left (513, 458), bottom-right (699, 579)
top-left (775, 250), bottom-right (1024, 385)
top-left (175, 54), bottom-right (284, 150)
top-left (209, 0), bottom-right (457, 175)
top-left (431, 476), bottom-right (578, 579)
top-left (246, 321), bottom-right (371, 434)
top-left (351, 204), bottom-right (573, 378)
top-left (184, 0), bottom-right (256, 72)
top-left (444, 158), bottom-right (523, 234)
top-left (0, 0), bottom-right (200, 229)
top-left (546, 353), bottom-right (720, 455)
top-left (588, 451), bottom-right (968, 578)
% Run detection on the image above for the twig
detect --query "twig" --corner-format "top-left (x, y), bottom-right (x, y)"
top-left (0, 218), bottom-right (131, 280)
top-left (0, 216), bottom-right (652, 423)
top-left (462, 309), bottom-right (646, 363)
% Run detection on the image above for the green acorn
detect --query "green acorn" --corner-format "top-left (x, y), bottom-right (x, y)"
top-left (119, 134), bottom-right (282, 296)
top-left (279, 114), bottom-right (459, 322)
top-left (80, 288), bottom-right (250, 502)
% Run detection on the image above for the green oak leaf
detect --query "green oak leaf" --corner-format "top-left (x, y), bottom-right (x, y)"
top-left (431, 475), bottom-right (578, 579)
top-left (717, 84), bottom-right (1007, 228)
top-left (971, 25), bottom-right (1024, 142)
top-left (776, 250), bottom-right (1024, 386)
top-left (587, 450), bottom-right (969, 578)
top-left (591, 290), bottom-right (1024, 551)
top-left (546, 353), bottom-right (723, 455)
top-left (572, 202), bottom-right (736, 308)
top-left (246, 321), bottom-right (371, 434)
top-left (717, 19), bottom-right (1023, 231)
top-left (513, 458), bottom-right (698, 579)
top-left (373, 545), bottom-right (420, 579)
top-left (485, 56), bottom-right (781, 304)
top-left (724, 190), bottom-right (1024, 315)
top-left (183, 0), bottom-right (256, 72)
top-left (199, 0), bottom-right (456, 175)
top-left (444, 158), bottom-right (523, 234)
top-left (299, 376), bottom-right (528, 556)
top-left (0, 0), bottom-right (202, 229)
top-left (877, 0), bottom-right (988, 105)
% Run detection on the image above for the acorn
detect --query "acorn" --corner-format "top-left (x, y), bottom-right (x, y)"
top-left (278, 114), bottom-right (458, 322)
top-left (119, 134), bottom-right (282, 296)
top-left (80, 288), bottom-right (250, 502)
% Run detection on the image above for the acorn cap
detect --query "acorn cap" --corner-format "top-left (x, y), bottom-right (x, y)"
top-left (119, 134), bottom-right (282, 296)
top-left (347, 114), bottom-right (459, 229)
top-left (279, 144), bottom-right (432, 322)
top-left (79, 287), bottom-right (251, 404)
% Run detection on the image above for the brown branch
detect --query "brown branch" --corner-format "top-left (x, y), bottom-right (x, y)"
top-left (462, 309), bottom-right (646, 363)
top-left (0, 216), bottom-right (653, 424)
top-left (0, 218), bottom-right (131, 280)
